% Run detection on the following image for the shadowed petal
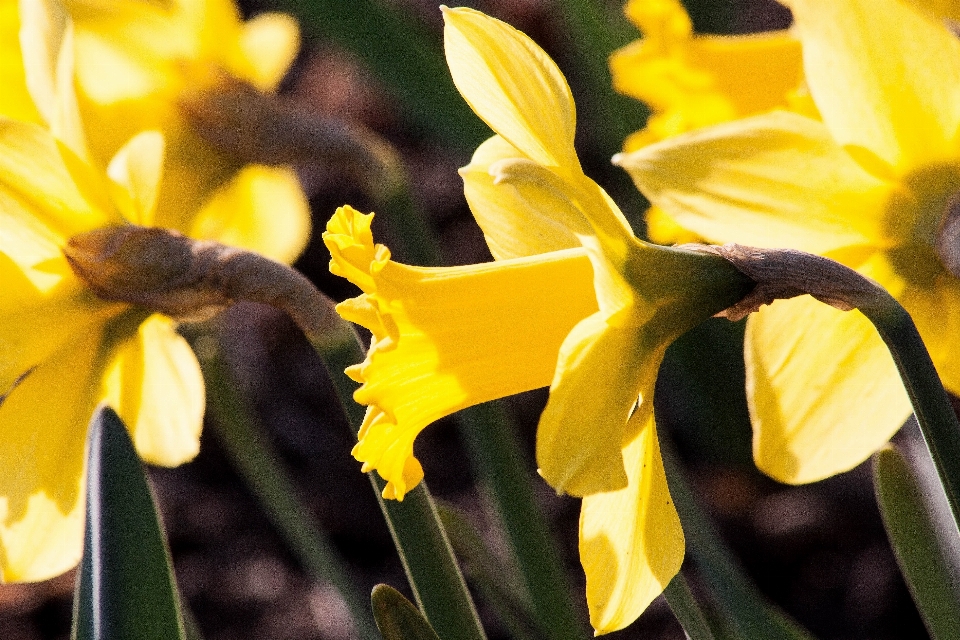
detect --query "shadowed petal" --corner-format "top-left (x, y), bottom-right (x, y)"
top-left (747, 295), bottom-right (911, 483)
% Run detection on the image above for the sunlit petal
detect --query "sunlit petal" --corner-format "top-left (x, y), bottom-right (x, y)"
top-left (324, 206), bottom-right (597, 499)
top-left (787, 0), bottom-right (960, 171)
top-left (0, 324), bottom-right (104, 582)
top-left (460, 135), bottom-right (580, 260)
top-left (188, 164), bottom-right (310, 264)
top-left (537, 312), bottom-right (663, 496)
top-left (0, 1), bottom-right (43, 123)
top-left (900, 276), bottom-right (960, 395)
top-left (618, 111), bottom-right (893, 253)
top-left (228, 12), bottom-right (299, 92)
top-left (746, 296), bottom-right (912, 484)
top-left (442, 7), bottom-right (578, 170)
top-left (106, 130), bottom-right (164, 225)
top-left (580, 410), bottom-right (683, 634)
top-left (102, 314), bottom-right (204, 467)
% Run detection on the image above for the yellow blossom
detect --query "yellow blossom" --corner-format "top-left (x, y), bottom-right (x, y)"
top-left (324, 8), bottom-right (751, 633)
top-left (617, 0), bottom-right (960, 485)
top-left (0, 3), bottom-right (300, 583)
top-left (64, 0), bottom-right (309, 263)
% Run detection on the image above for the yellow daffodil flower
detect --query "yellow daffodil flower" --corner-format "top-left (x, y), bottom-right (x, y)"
top-left (64, 0), bottom-right (309, 263)
top-left (610, 0), bottom-right (808, 245)
top-left (324, 8), bottom-right (752, 633)
top-left (0, 3), bottom-right (303, 583)
top-left (617, 0), bottom-right (960, 486)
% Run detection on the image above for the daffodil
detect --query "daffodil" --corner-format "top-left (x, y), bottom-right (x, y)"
top-left (0, 3), bottom-right (301, 583)
top-left (324, 8), bottom-right (751, 632)
top-left (64, 0), bottom-right (310, 263)
top-left (617, 0), bottom-right (960, 486)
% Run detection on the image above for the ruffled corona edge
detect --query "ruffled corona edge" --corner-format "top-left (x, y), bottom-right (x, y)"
top-left (322, 205), bottom-right (424, 500)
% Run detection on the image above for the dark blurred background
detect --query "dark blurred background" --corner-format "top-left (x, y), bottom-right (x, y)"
top-left (0, 0), bottom-right (933, 638)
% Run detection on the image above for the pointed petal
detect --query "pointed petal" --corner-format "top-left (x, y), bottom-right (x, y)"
top-left (617, 111), bottom-right (892, 254)
top-left (747, 295), bottom-right (912, 484)
top-left (460, 135), bottom-right (580, 260)
top-left (228, 12), bottom-right (299, 92)
top-left (106, 130), bottom-right (165, 225)
top-left (442, 7), bottom-right (578, 170)
top-left (537, 313), bottom-right (664, 496)
top-left (0, 324), bottom-right (105, 582)
top-left (102, 315), bottom-right (204, 467)
top-left (188, 164), bottom-right (310, 264)
top-left (0, 119), bottom-right (114, 252)
top-left (0, 1), bottom-right (43, 123)
top-left (19, 0), bottom-right (89, 159)
top-left (788, 0), bottom-right (960, 171)
top-left (580, 412), bottom-right (683, 634)
top-left (323, 206), bottom-right (597, 499)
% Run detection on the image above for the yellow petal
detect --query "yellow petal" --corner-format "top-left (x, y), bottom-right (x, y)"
top-left (18, 0), bottom-right (88, 159)
top-left (227, 12), bottom-right (299, 92)
top-left (617, 111), bottom-right (892, 254)
top-left (537, 312), bottom-right (664, 496)
top-left (0, 322), bottom-right (105, 582)
top-left (0, 258), bottom-right (115, 394)
top-left (0, 0), bottom-right (43, 123)
top-left (788, 0), bottom-right (960, 171)
top-left (102, 314), bottom-right (205, 467)
top-left (460, 135), bottom-right (580, 260)
top-left (746, 295), bottom-right (912, 484)
top-left (899, 275), bottom-right (960, 395)
top-left (610, 30), bottom-right (803, 140)
top-left (442, 6), bottom-right (578, 170)
top-left (323, 206), bottom-right (598, 499)
top-left (580, 410), bottom-right (683, 634)
top-left (623, 0), bottom-right (691, 41)
top-left (106, 130), bottom-right (165, 225)
top-left (188, 164), bottom-right (310, 264)
top-left (0, 120), bottom-right (114, 261)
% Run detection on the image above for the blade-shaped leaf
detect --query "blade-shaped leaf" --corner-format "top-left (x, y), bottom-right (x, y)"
top-left (72, 405), bottom-right (186, 640)
top-left (874, 445), bottom-right (960, 640)
top-left (371, 584), bottom-right (441, 640)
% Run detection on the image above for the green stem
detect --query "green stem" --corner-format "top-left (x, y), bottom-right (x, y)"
top-left (659, 436), bottom-right (815, 640)
top-left (858, 294), bottom-right (960, 524)
top-left (661, 572), bottom-right (718, 640)
top-left (191, 330), bottom-right (379, 640)
top-left (458, 403), bottom-right (589, 640)
top-left (309, 330), bottom-right (487, 640)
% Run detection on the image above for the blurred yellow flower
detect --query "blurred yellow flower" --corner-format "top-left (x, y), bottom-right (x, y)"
top-left (0, 1), bottom-right (306, 583)
top-left (618, 0), bottom-right (960, 485)
top-left (324, 8), bottom-right (750, 633)
top-left (66, 0), bottom-right (310, 263)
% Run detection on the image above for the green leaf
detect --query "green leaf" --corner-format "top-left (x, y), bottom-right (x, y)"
top-left (72, 405), bottom-right (186, 640)
top-left (371, 584), bottom-right (441, 640)
top-left (874, 445), bottom-right (960, 640)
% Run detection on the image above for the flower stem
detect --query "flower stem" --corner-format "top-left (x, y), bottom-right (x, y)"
top-left (189, 328), bottom-right (379, 640)
top-left (659, 435), bottom-right (815, 640)
top-left (661, 572), bottom-right (718, 640)
top-left (458, 403), bottom-right (589, 640)
top-left (858, 293), bottom-right (960, 526)
top-left (308, 328), bottom-right (488, 640)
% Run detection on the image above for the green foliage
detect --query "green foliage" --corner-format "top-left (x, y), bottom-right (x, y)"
top-left (72, 406), bottom-right (185, 640)
top-left (371, 584), bottom-right (441, 640)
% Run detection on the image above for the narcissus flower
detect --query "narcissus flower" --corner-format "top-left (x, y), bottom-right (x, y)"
top-left (324, 7), bottom-right (752, 633)
top-left (610, 0), bottom-right (808, 245)
top-left (65, 0), bottom-right (310, 263)
top-left (618, 0), bottom-right (960, 485)
top-left (0, 3), bottom-right (305, 583)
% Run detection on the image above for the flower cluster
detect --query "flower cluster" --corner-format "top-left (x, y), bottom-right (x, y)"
top-left (0, 0), bottom-right (308, 582)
